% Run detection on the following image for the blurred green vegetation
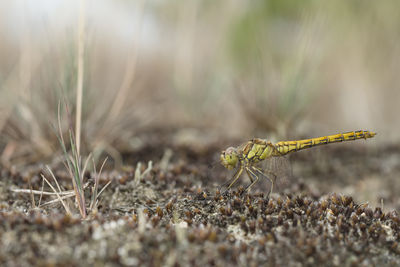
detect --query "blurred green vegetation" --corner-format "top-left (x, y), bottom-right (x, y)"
top-left (225, 0), bottom-right (321, 137)
top-left (0, 0), bottom-right (399, 165)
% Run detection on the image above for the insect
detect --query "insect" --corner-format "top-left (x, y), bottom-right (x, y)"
top-left (220, 130), bottom-right (376, 196)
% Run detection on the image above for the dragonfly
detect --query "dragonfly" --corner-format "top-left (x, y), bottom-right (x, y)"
top-left (220, 130), bottom-right (376, 196)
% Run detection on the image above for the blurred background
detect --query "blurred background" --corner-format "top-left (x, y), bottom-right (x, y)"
top-left (0, 0), bottom-right (399, 166)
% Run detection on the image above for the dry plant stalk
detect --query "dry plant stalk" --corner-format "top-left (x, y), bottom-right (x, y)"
top-left (75, 0), bottom-right (86, 155)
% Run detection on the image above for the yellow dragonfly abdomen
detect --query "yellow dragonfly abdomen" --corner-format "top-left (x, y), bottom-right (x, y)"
top-left (274, 130), bottom-right (376, 156)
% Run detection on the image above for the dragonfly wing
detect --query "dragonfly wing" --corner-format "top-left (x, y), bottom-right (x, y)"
top-left (256, 156), bottom-right (293, 193)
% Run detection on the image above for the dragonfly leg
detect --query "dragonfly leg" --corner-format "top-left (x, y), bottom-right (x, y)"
top-left (227, 166), bottom-right (244, 189)
top-left (219, 165), bottom-right (244, 192)
top-left (247, 171), bottom-right (254, 183)
top-left (251, 166), bottom-right (277, 198)
top-left (244, 167), bottom-right (259, 193)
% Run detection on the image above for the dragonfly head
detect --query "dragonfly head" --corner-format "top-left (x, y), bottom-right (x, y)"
top-left (220, 147), bottom-right (239, 170)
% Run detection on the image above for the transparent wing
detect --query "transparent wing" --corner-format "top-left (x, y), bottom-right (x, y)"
top-left (255, 155), bottom-right (293, 193)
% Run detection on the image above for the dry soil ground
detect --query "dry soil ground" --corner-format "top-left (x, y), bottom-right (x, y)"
top-left (1, 129), bottom-right (400, 266)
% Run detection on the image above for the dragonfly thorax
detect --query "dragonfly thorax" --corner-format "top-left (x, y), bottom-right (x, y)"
top-left (220, 146), bottom-right (239, 170)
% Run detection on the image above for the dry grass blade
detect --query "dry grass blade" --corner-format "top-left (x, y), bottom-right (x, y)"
top-left (81, 154), bottom-right (92, 183)
top-left (46, 165), bottom-right (63, 194)
top-left (41, 174), bottom-right (71, 215)
top-left (39, 192), bottom-right (76, 207)
top-left (91, 180), bottom-right (111, 211)
top-left (11, 188), bottom-right (75, 196)
top-left (90, 156), bottom-right (108, 210)
top-left (27, 175), bottom-right (35, 208)
top-left (38, 178), bottom-right (44, 207)
top-left (96, 181), bottom-right (111, 201)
